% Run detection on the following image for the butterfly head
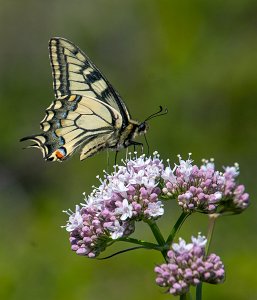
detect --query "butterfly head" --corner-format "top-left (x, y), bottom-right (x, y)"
top-left (136, 121), bottom-right (149, 135)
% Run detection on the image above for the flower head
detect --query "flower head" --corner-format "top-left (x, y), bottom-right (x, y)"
top-left (63, 152), bottom-right (164, 257)
top-left (162, 155), bottom-right (249, 214)
top-left (155, 234), bottom-right (225, 296)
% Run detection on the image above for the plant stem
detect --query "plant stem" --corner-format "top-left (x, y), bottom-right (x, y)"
top-left (147, 220), bottom-right (166, 246)
top-left (180, 293), bottom-right (190, 300)
top-left (166, 211), bottom-right (190, 245)
top-left (164, 211), bottom-right (190, 298)
top-left (206, 213), bottom-right (219, 255)
top-left (145, 220), bottom-right (167, 259)
top-left (196, 213), bottom-right (219, 300)
top-left (117, 237), bottom-right (161, 250)
top-left (196, 283), bottom-right (202, 300)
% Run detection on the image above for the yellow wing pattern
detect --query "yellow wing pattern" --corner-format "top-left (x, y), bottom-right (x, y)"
top-left (20, 37), bottom-right (146, 162)
top-left (21, 94), bottom-right (123, 161)
top-left (49, 37), bottom-right (131, 125)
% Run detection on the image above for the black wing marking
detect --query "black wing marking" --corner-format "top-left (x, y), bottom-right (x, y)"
top-left (20, 95), bottom-right (123, 161)
top-left (49, 37), bottom-right (131, 127)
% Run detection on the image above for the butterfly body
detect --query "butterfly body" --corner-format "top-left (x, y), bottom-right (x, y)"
top-left (21, 37), bottom-right (148, 161)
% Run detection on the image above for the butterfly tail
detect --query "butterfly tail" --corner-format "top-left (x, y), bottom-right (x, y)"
top-left (20, 134), bottom-right (50, 160)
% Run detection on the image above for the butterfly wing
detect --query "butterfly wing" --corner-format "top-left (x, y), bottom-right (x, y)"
top-left (20, 95), bottom-right (123, 161)
top-left (49, 37), bottom-right (131, 127)
top-left (20, 37), bottom-right (140, 162)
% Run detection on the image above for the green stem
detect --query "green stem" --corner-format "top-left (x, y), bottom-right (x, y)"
top-left (117, 237), bottom-right (161, 250)
top-left (180, 293), bottom-right (190, 300)
top-left (145, 220), bottom-right (167, 259)
top-left (206, 213), bottom-right (219, 255)
top-left (196, 213), bottom-right (219, 300)
top-left (146, 220), bottom-right (166, 246)
top-left (196, 283), bottom-right (202, 300)
top-left (166, 211), bottom-right (190, 245)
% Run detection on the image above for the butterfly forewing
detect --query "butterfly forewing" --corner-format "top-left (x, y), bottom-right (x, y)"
top-left (49, 38), bottom-right (131, 126)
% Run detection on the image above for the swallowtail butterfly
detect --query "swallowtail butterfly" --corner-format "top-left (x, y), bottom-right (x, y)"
top-left (21, 37), bottom-right (153, 161)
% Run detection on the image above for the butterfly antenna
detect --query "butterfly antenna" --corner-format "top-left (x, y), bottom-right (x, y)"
top-left (144, 106), bottom-right (168, 122)
top-left (144, 134), bottom-right (150, 156)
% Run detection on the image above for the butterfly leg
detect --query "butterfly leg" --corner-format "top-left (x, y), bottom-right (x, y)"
top-left (137, 145), bottom-right (144, 154)
top-left (144, 134), bottom-right (150, 156)
top-left (106, 149), bottom-right (110, 172)
top-left (114, 150), bottom-right (119, 165)
top-left (126, 147), bottom-right (129, 160)
top-left (130, 141), bottom-right (144, 155)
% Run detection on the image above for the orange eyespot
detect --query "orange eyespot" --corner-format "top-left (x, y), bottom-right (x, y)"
top-left (55, 147), bottom-right (66, 160)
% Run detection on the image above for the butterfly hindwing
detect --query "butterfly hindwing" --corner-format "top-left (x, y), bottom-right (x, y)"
top-left (49, 37), bottom-right (131, 126)
top-left (21, 95), bottom-right (123, 161)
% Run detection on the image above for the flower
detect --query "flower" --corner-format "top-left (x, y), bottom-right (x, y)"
top-left (162, 155), bottom-right (249, 214)
top-left (115, 199), bottom-right (133, 220)
top-left (145, 201), bottom-right (164, 217)
top-left (191, 232), bottom-right (208, 247)
top-left (62, 205), bottom-right (83, 232)
top-left (108, 220), bottom-right (125, 239)
top-left (172, 237), bottom-right (193, 253)
top-left (154, 234), bottom-right (225, 296)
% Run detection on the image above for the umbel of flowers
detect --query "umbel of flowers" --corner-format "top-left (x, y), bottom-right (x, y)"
top-left (162, 154), bottom-right (249, 213)
top-left (62, 152), bottom-right (249, 297)
top-left (63, 152), bottom-right (249, 258)
top-left (64, 152), bottom-right (165, 257)
top-left (155, 234), bottom-right (225, 296)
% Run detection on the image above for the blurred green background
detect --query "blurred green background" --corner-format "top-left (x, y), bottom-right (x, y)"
top-left (1, 0), bottom-right (257, 299)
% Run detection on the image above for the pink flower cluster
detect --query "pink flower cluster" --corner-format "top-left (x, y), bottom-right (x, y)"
top-left (154, 234), bottom-right (225, 296)
top-left (162, 155), bottom-right (249, 213)
top-left (63, 152), bottom-right (165, 257)
top-left (63, 153), bottom-right (249, 257)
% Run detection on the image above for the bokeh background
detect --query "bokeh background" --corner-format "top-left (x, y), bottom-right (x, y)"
top-left (1, 0), bottom-right (257, 299)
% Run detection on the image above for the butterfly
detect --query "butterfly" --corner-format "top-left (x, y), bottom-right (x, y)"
top-left (21, 37), bottom-right (165, 162)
